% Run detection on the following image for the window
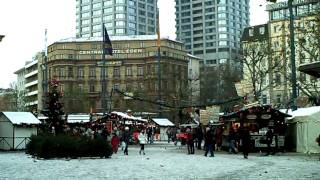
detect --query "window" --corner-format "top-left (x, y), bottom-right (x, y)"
top-left (126, 67), bottom-right (132, 76)
top-left (89, 67), bottom-right (95, 78)
top-left (60, 84), bottom-right (65, 93)
top-left (137, 66), bottom-right (144, 76)
top-left (78, 67), bottom-right (84, 78)
top-left (259, 27), bottom-right (265, 34)
top-left (116, 29), bottom-right (125, 34)
top-left (249, 29), bottom-right (254, 36)
top-left (113, 67), bottom-right (120, 77)
top-left (89, 83), bottom-right (95, 92)
top-left (104, 7), bottom-right (112, 13)
top-left (116, 6), bottom-right (125, 11)
top-left (116, 21), bottom-right (125, 26)
top-left (219, 41), bottom-right (227, 46)
top-left (113, 84), bottom-right (120, 90)
top-left (59, 67), bottom-right (65, 77)
top-left (68, 67), bottom-right (73, 77)
top-left (262, 95), bottom-right (267, 104)
top-left (79, 84), bottom-right (84, 92)
top-left (116, 14), bottom-right (125, 19)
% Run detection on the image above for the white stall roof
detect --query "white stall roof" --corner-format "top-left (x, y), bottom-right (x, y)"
top-left (280, 106), bottom-right (320, 119)
top-left (111, 111), bottom-right (147, 122)
top-left (152, 118), bottom-right (174, 126)
top-left (67, 114), bottom-right (90, 123)
top-left (2, 112), bottom-right (41, 125)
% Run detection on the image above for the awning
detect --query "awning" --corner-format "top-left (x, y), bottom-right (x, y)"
top-left (152, 118), bottom-right (175, 126)
top-left (298, 61), bottom-right (320, 78)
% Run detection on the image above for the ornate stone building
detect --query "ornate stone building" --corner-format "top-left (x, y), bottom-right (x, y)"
top-left (46, 35), bottom-right (194, 122)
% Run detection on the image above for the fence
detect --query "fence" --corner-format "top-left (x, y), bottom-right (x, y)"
top-left (0, 137), bottom-right (31, 150)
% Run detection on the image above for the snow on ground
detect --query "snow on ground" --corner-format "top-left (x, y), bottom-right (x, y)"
top-left (0, 142), bottom-right (319, 180)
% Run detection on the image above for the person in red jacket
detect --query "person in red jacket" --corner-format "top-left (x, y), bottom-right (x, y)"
top-left (111, 132), bottom-right (120, 154)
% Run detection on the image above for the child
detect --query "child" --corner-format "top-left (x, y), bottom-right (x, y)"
top-left (138, 130), bottom-right (147, 155)
top-left (111, 133), bottom-right (120, 154)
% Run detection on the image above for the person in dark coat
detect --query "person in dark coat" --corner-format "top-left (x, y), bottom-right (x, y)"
top-left (123, 127), bottom-right (130, 155)
top-left (266, 127), bottom-right (274, 156)
top-left (186, 128), bottom-right (195, 154)
top-left (228, 128), bottom-right (238, 154)
top-left (204, 127), bottom-right (215, 157)
top-left (240, 126), bottom-right (251, 159)
top-left (196, 126), bottom-right (204, 150)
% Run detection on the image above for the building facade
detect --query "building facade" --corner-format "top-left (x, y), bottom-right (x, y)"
top-left (76, 0), bottom-right (158, 37)
top-left (175, 0), bottom-right (249, 65)
top-left (241, 24), bottom-right (272, 104)
top-left (187, 54), bottom-right (200, 106)
top-left (175, 0), bottom-right (250, 104)
top-left (266, 0), bottom-right (320, 107)
top-left (46, 35), bottom-right (190, 123)
top-left (14, 52), bottom-right (45, 113)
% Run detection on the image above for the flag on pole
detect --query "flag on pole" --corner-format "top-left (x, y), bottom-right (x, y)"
top-left (103, 25), bottom-right (113, 56)
top-left (156, 12), bottom-right (161, 48)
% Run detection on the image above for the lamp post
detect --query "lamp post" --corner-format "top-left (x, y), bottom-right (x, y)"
top-left (288, 0), bottom-right (297, 110)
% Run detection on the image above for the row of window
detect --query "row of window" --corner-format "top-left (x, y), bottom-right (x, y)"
top-left (50, 66), bottom-right (145, 78)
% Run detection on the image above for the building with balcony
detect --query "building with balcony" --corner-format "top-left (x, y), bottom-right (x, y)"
top-left (76, 0), bottom-right (158, 37)
top-left (46, 35), bottom-right (194, 123)
top-left (14, 52), bottom-right (45, 113)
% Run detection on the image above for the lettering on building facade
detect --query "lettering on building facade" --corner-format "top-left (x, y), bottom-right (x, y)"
top-left (78, 49), bottom-right (143, 55)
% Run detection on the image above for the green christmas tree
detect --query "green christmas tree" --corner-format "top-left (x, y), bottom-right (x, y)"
top-left (42, 78), bottom-right (64, 134)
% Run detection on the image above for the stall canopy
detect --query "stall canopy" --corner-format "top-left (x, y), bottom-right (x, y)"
top-left (66, 114), bottom-right (90, 123)
top-left (280, 106), bottom-right (320, 154)
top-left (2, 112), bottom-right (41, 125)
top-left (152, 118), bottom-right (174, 127)
top-left (111, 111), bottom-right (147, 122)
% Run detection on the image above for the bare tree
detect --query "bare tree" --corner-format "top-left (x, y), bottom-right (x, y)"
top-left (296, 12), bottom-right (320, 105)
top-left (241, 41), bottom-right (279, 101)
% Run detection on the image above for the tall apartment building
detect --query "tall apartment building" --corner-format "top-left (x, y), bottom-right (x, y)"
top-left (76, 0), bottom-right (158, 37)
top-left (175, 0), bottom-right (249, 66)
top-left (266, 0), bottom-right (320, 107)
top-left (175, 0), bottom-right (250, 104)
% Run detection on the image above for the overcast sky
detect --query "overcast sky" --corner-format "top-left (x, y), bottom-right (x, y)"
top-left (0, 0), bottom-right (271, 88)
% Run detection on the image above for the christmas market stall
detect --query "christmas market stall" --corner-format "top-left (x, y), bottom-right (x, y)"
top-left (220, 105), bottom-right (291, 151)
top-left (150, 118), bottom-right (175, 141)
top-left (0, 112), bottom-right (41, 150)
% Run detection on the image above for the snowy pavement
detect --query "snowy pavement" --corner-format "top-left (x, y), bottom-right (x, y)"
top-left (0, 143), bottom-right (319, 180)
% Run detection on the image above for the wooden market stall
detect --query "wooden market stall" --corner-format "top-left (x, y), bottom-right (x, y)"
top-left (220, 105), bottom-right (291, 151)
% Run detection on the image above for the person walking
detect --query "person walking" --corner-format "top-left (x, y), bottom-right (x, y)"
top-left (123, 127), bottom-right (130, 155)
top-left (196, 126), bottom-right (203, 150)
top-left (240, 125), bottom-right (251, 159)
top-left (204, 127), bottom-right (215, 157)
top-left (138, 130), bottom-right (147, 155)
top-left (186, 128), bottom-right (195, 154)
top-left (266, 127), bottom-right (274, 156)
top-left (111, 132), bottom-right (120, 154)
top-left (228, 128), bottom-right (238, 154)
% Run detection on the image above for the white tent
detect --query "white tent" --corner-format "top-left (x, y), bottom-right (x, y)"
top-left (281, 107), bottom-right (320, 154)
top-left (152, 118), bottom-right (175, 141)
top-left (0, 112), bottom-right (41, 150)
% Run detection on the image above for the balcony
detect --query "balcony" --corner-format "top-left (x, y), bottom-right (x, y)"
top-left (25, 80), bottom-right (38, 88)
top-left (26, 90), bottom-right (38, 97)
top-left (25, 70), bottom-right (38, 78)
